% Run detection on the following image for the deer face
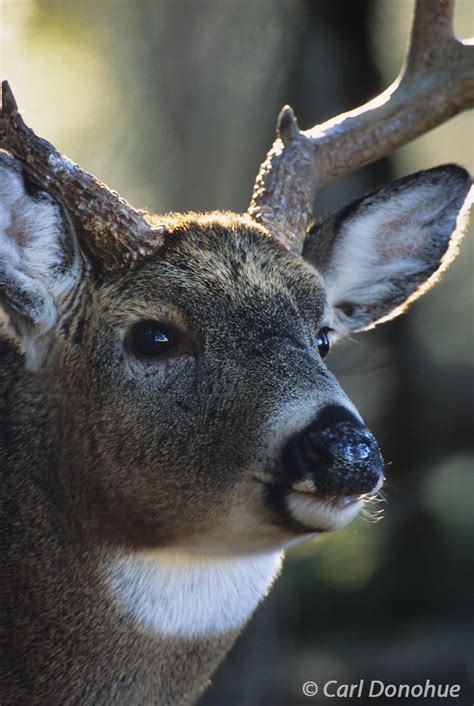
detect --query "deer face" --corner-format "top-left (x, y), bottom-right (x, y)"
top-left (54, 214), bottom-right (382, 552)
top-left (0, 157), bottom-right (470, 554)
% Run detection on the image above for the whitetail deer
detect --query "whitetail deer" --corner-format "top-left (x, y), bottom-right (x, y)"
top-left (0, 1), bottom-right (472, 704)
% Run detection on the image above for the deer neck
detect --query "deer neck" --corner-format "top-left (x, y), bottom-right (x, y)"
top-left (1, 336), bottom-right (283, 703)
top-left (3, 488), bottom-right (282, 703)
top-left (105, 547), bottom-right (283, 638)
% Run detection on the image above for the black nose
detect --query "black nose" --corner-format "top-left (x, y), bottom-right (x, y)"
top-left (282, 405), bottom-right (384, 496)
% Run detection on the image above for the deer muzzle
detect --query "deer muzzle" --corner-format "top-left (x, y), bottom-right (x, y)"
top-left (281, 405), bottom-right (384, 499)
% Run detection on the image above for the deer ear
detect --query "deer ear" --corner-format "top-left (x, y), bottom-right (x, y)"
top-left (0, 152), bottom-right (81, 364)
top-left (304, 165), bottom-right (472, 337)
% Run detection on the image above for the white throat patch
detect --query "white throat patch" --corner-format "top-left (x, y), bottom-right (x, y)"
top-left (106, 549), bottom-right (283, 638)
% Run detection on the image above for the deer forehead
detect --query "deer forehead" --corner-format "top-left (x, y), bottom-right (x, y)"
top-left (101, 217), bottom-right (327, 326)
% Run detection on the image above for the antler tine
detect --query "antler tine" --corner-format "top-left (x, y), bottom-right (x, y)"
top-left (248, 0), bottom-right (474, 254)
top-left (0, 81), bottom-right (166, 269)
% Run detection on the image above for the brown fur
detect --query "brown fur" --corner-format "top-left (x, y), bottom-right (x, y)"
top-left (0, 162), bottom-right (470, 704)
top-left (0, 215), bottom-right (332, 704)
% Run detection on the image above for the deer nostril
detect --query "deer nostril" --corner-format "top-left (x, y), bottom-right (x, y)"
top-left (302, 437), bottom-right (331, 466)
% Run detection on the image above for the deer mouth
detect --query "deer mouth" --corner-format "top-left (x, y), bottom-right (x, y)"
top-left (283, 478), bottom-right (366, 507)
top-left (255, 477), bottom-right (369, 534)
top-left (313, 493), bottom-right (363, 509)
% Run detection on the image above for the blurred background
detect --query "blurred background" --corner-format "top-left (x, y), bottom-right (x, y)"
top-left (2, 1), bottom-right (473, 704)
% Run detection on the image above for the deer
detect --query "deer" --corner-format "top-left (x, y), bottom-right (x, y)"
top-left (0, 0), bottom-right (472, 704)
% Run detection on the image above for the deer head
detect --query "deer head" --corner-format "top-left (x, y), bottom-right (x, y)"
top-left (0, 0), bottom-right (472, 559)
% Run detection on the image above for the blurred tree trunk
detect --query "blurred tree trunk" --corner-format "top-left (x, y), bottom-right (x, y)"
top-left (105, 0), bottom-right (303, 214)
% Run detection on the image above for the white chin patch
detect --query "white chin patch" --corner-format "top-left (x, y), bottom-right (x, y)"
top-left (286, 492), bottom-right (362, 531)
top-left (106, 549), bottom-right (283, 638)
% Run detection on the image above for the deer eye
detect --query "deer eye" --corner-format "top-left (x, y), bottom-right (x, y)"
top-left (129, 321), bottom-right (176, 360)
top-left (315, 327), bottom-right (332, 358)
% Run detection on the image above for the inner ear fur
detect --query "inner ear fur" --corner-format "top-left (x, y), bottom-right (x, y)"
top-left (303, 164), bottom-right (472, 335)
top-left (0, 152), bottom-right (81, 361)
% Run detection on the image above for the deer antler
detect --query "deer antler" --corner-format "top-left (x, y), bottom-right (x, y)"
top-left (0, 81), bottom-right (166, 268)
top-left (1, 0), bottom-right (472, 263)
top-left (248, 0), bottom-right (474, 254)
